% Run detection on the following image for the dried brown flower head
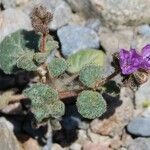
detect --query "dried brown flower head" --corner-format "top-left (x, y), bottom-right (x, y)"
top-left (31, 5), bottom-right (53, 35)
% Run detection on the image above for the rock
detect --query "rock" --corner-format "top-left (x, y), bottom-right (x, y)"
top-left (65, 0), bottom-right (95, 18)
top-left (0, 8), bottom-right (32, 42)
top-left (135, 79), bottom-right (150, 109)
top-left (76, 129), bottom-right (88, 144)
top-left (142, 107), bottom-right (150, 118)
top-left (127, 117), bottom-right (150, 137)
top-left (22, 137), bottom-right (41, 150)
top-left (83, 141), bottom-right (111, 150)
top-left (85, 18), bottom-right (101, 32)
top-left (127, 138), bottom-right (150, 150)
top-left (57, 25), bottom-right (100, 57)
top-left (137, 25), bottom-right (150, 36)
top-left (48, 0), bottom-right (72, 30)
top-left (0, 0), bottom-right (15, 9)
top-left (99, 27), bottom-right (150, 54)
top-left (0, 117), bottom-right (22, 150)
top-left (70, 143), bottom-right (82, 150)
top-left (1, 102), bottom-right (23, 115)
top-left (20, 0), bottom-right (72, 30)
top-left (90, 0), bottom-right (150, 27)
top-left (87, 129), bottom-right (111, 145)
top-left (51, 144), bottom-right (64, 150)
top-left (90, 87), bottom-right (134, 137)
top-left (0, 0), bottom-right (30, 9)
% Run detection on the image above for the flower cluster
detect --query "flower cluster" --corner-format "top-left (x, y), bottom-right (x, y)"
top-left (119, 44), bottom-right (150, 75)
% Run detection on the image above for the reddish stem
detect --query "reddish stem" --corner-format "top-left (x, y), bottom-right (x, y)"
top-left (40, 33), bottom-right (47, 52)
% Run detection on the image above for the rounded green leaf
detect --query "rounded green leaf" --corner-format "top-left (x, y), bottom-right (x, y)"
top-left (79, 65), bottom-right (103, 88)
top-left (67, 49), bottom-right (105, 73)
top-left (0, 30), bottom-right (40, 74)
top-left (48, 58), bottom-right (68, 77)
top-left (76, 90), bottom-right (107, 119)
top-left (23, 83), bottom-right (65, 122)
top-left (17, 51), bottom-right (37, 71)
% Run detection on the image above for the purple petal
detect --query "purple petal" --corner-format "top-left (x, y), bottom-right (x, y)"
top-left (141, 44), bottom-right (150, 69)
top-left (119, 49), bottom-right (142, 75)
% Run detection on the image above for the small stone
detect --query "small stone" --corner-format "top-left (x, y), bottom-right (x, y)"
top-left (70, 143), bottom-right (82, 150)
top-left (1, 102), bottom-right (23, 115)
top-left (83, 141), bottom-right (111, 150)
top-left (138, 25), bottom-right (150, 36)
top-left (51, 144), bottom-right (64, 150)
top-left (0, 117), bottom-right (22, 150)
top-left (142, 107), bottom-right (150, 118)
top-left (65, 0), bottom-right (94, 17)
top-left (77, 129), bottom-right (88, 144)
top-left (0, 8), bottom-right (32, 42)
top-left (127, 117), bottom-right (150, 137)
top-left (57, 25), bottom-right (100, 57)
top-left (135, 79), bottom-right (150, 109)
top-left (99, 27), bottom-right (150, 54)
top-left (87, 129), bottom-right (111, 145)
top-left (0, 0), bottom-right (15, 9)
top-left (127, 138), bottom-right (150, 150)
top-left (22, 137), bottom-right (41, 150)
top-left (90, 0), bottom-right (150, 27)
top-left (85, 18), bottom-right (101, 32)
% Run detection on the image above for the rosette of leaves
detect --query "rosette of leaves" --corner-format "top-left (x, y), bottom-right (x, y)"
top-left (76, 90), bottom-right (106, 119)
top-left (0, 30), bottom-right (59, 74)
top-left (23, 83), bottom-right (65, 122)
top-left (47, 58), bottom-right (68, 77)
top-left (79, 65), bottom-right (103, 88)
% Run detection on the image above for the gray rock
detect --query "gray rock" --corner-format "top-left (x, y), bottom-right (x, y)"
top-left (0, 117), bottom-right (22, 150)
top-left (99, 27), bottom-right (150, 54)
top-left (57, 25), bottom-right (100, 57)
top-left (127, 117), bottom-right (150, 137)
top-left (0, 0), bottom-right (30, 9)
top-left (135, 79), bottom-right (150, 108)
top-left (0, 8), bottom-right (32, 42)
top-left (0, 0), bottom-right (15, 9)
top-left (51, 144), bottom-right (64, 150)
top-left (90, 0), bottom-right (150, 27)
top-left (85, 18), bottom-right (101, 32)
top-left (65, 0), bottom-right (95, 18)
top-left (138, 25), bottom-right (150, 36)
top-left (70, 143), bottom-right (82, 150)
top-left (128, 138), bottom-right (150, 150)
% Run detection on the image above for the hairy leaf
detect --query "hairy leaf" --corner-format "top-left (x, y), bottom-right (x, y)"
top-left (23, 83), bottom-right (64, 122)
top-left (34, 52), bottom-right (49, 65)
top-left (17, 50), bottom-right (37, 71)
top-left (79, 65), bottom-right (103, 88)
top-left (76, 90), bottom-right (106, 119)
top-left (67, 49), bottom-right (105, 73)
top-left (47, 58), bottom-right (68, 77)
top-left (0, 30), bottom-right (40, 74)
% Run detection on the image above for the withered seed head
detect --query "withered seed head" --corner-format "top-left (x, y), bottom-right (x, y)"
top-left (31, 5), bottom-right (53, 35)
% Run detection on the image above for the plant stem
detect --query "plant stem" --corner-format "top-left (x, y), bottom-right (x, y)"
top-left (40, 33), bottom-right (47, 52)
top-left (59, 70), bottom-right (120, 100)
top-left (95, 70), bottom-right (120, 88)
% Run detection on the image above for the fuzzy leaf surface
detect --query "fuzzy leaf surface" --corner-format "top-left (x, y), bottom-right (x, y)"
top-left (23, 83), bottom-right (65, 122)
top-left (76, 90), bottom-right (106, 119)
top-left (0, 30), bottom-right (40, 74)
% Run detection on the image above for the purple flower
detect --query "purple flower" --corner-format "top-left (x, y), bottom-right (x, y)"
top-left (119, 49), bottom-right (143, 75)
top-left (141, 44), bottom-right (150, 69)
